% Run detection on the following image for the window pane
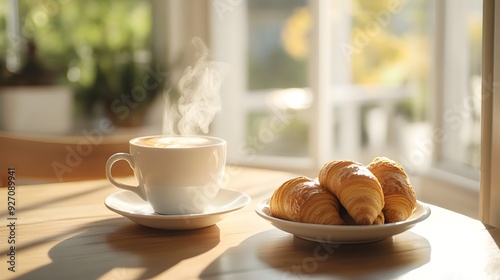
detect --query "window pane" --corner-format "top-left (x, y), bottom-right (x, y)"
top-left (441, 0), bottom-right (482, 174)
top-left (332, 0), bottom-right (433, 167)
top-left (247, 0), bottom-right (308, 90)
top-left (350, 0), bottom-right (430, 86)
top-left (240, 0), bottom-right (481, 178)
top-left (0, 1), bottom-right (6, 64)
top-left (246, 109), bottom-right (309, 157)
top-left (245, 0), bottom-right (310, 158)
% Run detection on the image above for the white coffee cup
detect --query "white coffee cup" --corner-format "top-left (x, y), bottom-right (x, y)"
top-left (105, 135), bottom-right (226, 215)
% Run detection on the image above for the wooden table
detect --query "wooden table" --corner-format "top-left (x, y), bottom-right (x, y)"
top-left (1, 166), bottom-right (499, 279)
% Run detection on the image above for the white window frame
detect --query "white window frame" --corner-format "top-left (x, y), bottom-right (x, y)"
top-left (429, 0), bottom-right (482, 189)
top-left (210, 0), bottom-right (399, 173)
top-left (480, 0), bottom-right (500, 228)
top-left (210, 0), bottom-right (327, 173)
top-left (208, 2), bottom-right (408, 169)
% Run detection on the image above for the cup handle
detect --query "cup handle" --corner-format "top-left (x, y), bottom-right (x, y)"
top-left (105, 153), bottom-right (147, 200)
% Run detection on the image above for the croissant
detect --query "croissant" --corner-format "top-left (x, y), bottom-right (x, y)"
top-left (367, 157), bottom-right (417, 223)
top-left (341, 207), bottom-right (385, 225)
top-left (318, 160), bottom-right (384, 225)
top-left (270, 176), bottom-right (344, 225)
top-left (373, 211), bottom-right (385, 225)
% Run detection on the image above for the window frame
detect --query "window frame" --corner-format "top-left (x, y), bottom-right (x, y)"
top-left (430, 0), bottom-right (482, 188)
top-left (480, 0), bottom-right (500, 228)
top-left (210, 0), bottom-right (326, 172)
top-left (209, 0), bottom-right (483, 187)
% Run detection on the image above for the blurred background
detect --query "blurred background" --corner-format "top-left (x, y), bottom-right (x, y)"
top-left (0, 0), bottom-right (482, 218)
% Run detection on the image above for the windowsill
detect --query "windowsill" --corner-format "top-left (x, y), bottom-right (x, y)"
top-left (413, 168), bottom-right (480, 219)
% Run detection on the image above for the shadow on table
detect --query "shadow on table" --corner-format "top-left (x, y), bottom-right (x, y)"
top-left (19, 218), bottom-right (220, 280)
top-left (200, 229), bottom-right (430, 279)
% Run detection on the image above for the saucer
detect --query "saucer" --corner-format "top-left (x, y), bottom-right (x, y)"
top-left (255, 199), bottom-right (431, 244)
top-left (105, 189), bottom-right (251, 230)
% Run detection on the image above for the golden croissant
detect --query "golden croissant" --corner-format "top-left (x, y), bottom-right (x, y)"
top-left (269, 176), bottom-right (344, 225)
top-left (341, 207), bottom-right (385, 225)
top-left (367, 157), bottom-right (417, 223)
top-left (318, 160), bottom-right (384, 225)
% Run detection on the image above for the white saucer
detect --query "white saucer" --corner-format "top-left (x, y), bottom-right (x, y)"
top-left (255, 199), bottom-right (431, 244)
top-left (105, 189), bottom-right (251, 230)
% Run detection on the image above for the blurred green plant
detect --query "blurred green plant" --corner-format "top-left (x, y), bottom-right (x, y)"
top-left (1, 0), bottom-right (162, 126)
top-left (0, 1), bottom-right (7, 83)
top-left (351, 0), bottom-right (431, 122)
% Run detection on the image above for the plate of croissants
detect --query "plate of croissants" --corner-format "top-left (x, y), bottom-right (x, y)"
top-left (255, 157), bottom-right (431, 244)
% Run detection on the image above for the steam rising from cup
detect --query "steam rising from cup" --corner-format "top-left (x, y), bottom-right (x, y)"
top-left (163, 38), bottom-right (226, 135)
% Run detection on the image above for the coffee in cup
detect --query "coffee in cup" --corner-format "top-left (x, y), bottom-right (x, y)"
top-left (105, 135), bottom-right (226, 215)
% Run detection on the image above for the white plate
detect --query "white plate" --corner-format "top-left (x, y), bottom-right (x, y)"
top-left (105, 189), bottom-right (251, 230)
top-left (255, 199), bottom-right (431, 244)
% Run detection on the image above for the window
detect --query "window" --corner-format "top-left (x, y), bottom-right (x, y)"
top-left (211, 0), bottom-right (481, 186)
top-left (434, 0), bottom-right (482, 182)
